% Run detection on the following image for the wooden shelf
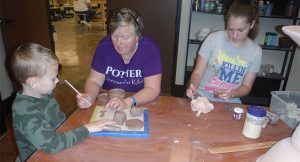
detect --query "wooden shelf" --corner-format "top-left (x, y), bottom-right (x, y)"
top-left (188, 39), bottom-right (203, 44)
top-left (257, 72), bottom-right (285, 80)
top-left (260, 45), bottom-right (293, 51)
top-left (192, 11), bottom-right (300, 20)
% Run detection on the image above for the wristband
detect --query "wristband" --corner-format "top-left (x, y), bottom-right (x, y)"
top-left (130, 96), bottom-right (137, 107)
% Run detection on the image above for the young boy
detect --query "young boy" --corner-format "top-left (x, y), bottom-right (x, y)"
top-left (10, 43), bottom-right (114, 162)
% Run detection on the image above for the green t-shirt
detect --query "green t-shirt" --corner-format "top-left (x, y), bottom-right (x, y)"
top-left (12, 92), bottom-right (89, 161)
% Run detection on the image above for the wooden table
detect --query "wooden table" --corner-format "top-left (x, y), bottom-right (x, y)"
top-left (28, 96), bottom-right (293, 162)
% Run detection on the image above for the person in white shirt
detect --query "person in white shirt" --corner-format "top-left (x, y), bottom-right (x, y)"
top-left (74, 0), bottom-right (96, 27)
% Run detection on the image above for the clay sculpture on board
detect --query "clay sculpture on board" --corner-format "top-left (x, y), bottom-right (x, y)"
top-left (113, 110), bottom-right (127, 125)
top-left (125, 119), bottom-right (144, 130)
top-left (130, 107), bottom-right (144, 117)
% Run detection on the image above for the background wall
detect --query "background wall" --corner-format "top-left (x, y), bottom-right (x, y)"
top-left (175, 0), bottom-right (190, 85)
top-left (0, 30), bottom-right (13, 100)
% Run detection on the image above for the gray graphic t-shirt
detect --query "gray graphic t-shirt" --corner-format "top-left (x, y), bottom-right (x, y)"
top-left (198, 31), bottom-right (262, 103)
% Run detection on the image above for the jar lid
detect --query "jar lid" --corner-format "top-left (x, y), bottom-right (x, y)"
top-left (247, 105), bottom-right (266, 117)
top-left (234, 107), bottom-right (244, 114)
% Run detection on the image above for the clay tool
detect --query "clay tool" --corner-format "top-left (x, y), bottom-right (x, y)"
top-left (208, 141), bottom-right (277, 154)
top-left (64, 80), bottom-right (92, 106)
top-left (190, 84), bottom-right (197, 100)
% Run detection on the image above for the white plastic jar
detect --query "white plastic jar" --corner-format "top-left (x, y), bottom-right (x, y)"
top-left (242, 105), bottom-right (267, 139)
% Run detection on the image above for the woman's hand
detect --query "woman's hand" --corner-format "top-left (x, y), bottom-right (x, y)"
top-left (84, 119), bottom-right (116, 133)
top-left (76, 93), bottom-right (95, 109)
top-left (105, 97), bottom-right (130, 110)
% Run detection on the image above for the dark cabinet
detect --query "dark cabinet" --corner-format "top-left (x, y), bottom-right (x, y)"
top-left (0, 94), bottom-right (7, 136)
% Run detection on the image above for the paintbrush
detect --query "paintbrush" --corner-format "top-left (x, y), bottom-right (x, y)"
top-left (64, 80), bottom-right (92, 106)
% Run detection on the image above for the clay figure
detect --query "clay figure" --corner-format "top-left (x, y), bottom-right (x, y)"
top-left (113, 110), bottom-right (127, 125)
top-left (130, 107), bottom-right (144, 117)
top-left (191, 97), bottom-right (214, 117)
top-left (125, 119), bottom-right (144, 130)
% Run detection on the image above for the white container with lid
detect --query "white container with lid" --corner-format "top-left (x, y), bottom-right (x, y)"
top-left (233, 107), bottom-right (243, 120)
top-left (242, 105), bottom-right (266, 139)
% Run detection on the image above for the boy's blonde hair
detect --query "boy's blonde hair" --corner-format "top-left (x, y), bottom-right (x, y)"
top-left (11, 43), bottom-right (59, 84)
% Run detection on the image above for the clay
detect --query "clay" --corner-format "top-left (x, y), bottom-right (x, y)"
top-left (125, 119), bottom-right (144, 130)
top-left (191, 97), bottom-right (214, 117)
top-left (109, 88), bottom-right (125, 99)
top-left (99, 111), bottom-right (106, 118)
top-left (97, 93), bottom-right (109, 106)
top-left (130, 107), bottom-right (144, 117)
top-left (113, 110), bottom-right (127, 125)
top-left (103, 125), bottom-right (122, 131)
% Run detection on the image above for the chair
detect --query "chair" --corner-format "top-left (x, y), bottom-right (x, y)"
top-left (91, 0), bottom-right (106, 30)
top-left (98, 0), bottom-right (107, 30)
top-left (74, 12), bottom-right (90, 31)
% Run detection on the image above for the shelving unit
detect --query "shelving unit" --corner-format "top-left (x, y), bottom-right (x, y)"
top-left (183, 1), bottom-right (300, 106)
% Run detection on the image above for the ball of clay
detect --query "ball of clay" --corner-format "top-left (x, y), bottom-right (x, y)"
top-left (113, 110), bottom-right (127, 125)
top-left (130, 107), bottom-right (144, 117)
top-left (97, 93), bottom-right (109, 106)
top-left (191, 97), bottom-right (214, 117)
top-left (109, 88), bottom-right (125, 99)
top-left (125, 119), bottom-right (144, 130)
top-left (103, 125), bottom-right (122, 131)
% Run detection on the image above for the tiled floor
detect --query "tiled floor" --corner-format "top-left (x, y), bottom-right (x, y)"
top-left (0, 17), bottom-right (106, 162)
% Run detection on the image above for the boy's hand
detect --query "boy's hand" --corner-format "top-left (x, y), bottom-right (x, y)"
top-left (84, 119), bottom-right (116, 133)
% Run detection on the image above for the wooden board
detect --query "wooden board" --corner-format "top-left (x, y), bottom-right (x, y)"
top-left (89, 106), bottom-right (149, 138)
top-left (208, 141), bottom-right (277, 154)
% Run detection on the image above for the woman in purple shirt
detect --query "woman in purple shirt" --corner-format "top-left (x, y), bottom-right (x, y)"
top-left (77, 8), bottom-right (162, 109)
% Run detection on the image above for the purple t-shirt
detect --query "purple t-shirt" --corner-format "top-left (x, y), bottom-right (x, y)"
top-left (91, 35), bottom-right (162, 92)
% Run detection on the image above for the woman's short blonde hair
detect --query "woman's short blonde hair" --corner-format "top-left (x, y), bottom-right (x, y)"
top-left (10, 43), bottom-right (59, 84)
top-left (109, 8), bottom-right (144, 38)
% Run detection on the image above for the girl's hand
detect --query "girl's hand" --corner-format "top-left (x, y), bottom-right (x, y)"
top-left (213, 89), bottom-right (233, 101)
top-left (186, 84), bottom-right (198, 99)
